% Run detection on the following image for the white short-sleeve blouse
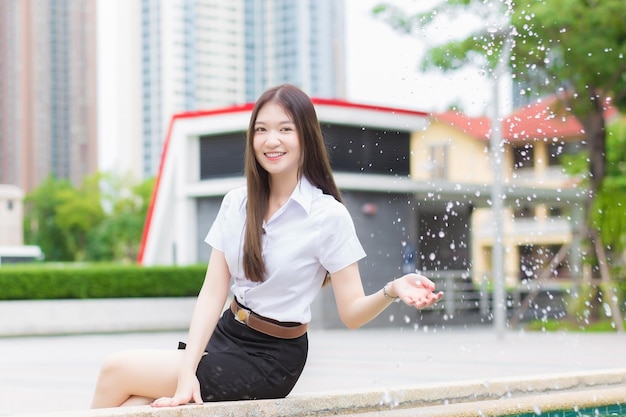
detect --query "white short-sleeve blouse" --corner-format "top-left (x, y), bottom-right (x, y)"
top-left (205, 176), bottom-right (366, 323)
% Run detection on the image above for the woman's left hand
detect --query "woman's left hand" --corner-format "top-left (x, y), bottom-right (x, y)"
top-left (389, 273), bottom-right (443, 309)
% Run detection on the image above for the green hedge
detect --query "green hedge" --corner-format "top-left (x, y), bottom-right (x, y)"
top-left (0, 263), bottom-right (206, 300)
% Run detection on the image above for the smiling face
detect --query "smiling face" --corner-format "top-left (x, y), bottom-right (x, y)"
top-left (253, 101), bottom-right (302, 182)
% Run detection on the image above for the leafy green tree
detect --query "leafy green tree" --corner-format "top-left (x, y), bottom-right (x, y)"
top-left (374, 0), bottom-right (626, 193)
top-left (86, 176), bottom-right (155, 262)
top-left (562, 118), bottom-right (626, 323)
top-left (55, 173), bottom-right (106, 261)
top-left (24, 173), bottom-right (155, 263)
top-left (24, 176), bottom-right (75, 261)
top-left (24, 174), bottom-right (105, 261)
top-left (562, 119), bottom-right (626, 253)
top-left (592, 120), bottom-right (626, 255)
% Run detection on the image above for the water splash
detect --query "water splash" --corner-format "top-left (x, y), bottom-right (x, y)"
top-left (379, 390), bottom-right (399, 408)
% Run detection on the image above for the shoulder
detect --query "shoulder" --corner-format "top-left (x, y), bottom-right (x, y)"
top-left (222, 186), bottom-right (247, 211)
top-left (311, 193), bottom-right (353, 224)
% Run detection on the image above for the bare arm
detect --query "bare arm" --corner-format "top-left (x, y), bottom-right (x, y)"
top-left (153, 248), bottom-right (231, 407)
top-left (331, 263), bottom-right (443, 329)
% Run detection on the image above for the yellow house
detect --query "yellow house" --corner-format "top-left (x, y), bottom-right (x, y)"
top-left (412, 96), bottom-right (603, 290)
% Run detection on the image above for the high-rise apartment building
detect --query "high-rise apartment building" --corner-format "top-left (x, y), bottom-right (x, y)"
top-left (0, 0), bottom-right (98, 192)
top-left (243, 0), bottom-right (345, 102)
top-left (100, 0), bottom-right (345, 179)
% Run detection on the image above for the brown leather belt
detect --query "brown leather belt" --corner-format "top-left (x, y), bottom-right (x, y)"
top-left (230, 299), bottom-right (307, 339)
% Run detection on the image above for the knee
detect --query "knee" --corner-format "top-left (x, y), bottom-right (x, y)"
top-left (92, 350), bottom-right (140, 408)
top-left (97, 350), bottom-right (134, 384)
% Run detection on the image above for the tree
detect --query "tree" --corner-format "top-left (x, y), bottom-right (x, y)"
top-left (590, 120), bottom-right (626, 255)
top-left (374, 0), bottom-right (625, 192)
top-left (55, 173), bottom-right (106, 261)
top-left (24, 173), bottom-right (155, 263)
top-left (374, 0), bottom-right (626, 328)
top-left (24, 176), bottom-right (75, 261)
top-left (24, 174), bottom-right (105, 261)
top-left (87, 176), bottom-right (155, 262)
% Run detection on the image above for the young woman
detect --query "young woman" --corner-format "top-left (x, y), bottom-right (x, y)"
top-left (90, 84), bottom-right (443, 409)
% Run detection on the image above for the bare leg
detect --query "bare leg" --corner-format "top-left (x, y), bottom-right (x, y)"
top-left (120, 396), bottom-right (154, 407)
top-left (91, 349), bottom-right (185, 408)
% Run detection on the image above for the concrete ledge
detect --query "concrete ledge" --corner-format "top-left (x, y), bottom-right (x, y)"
top-left (15, 368), bottom-right (626, 417)
top-left (347, 386), bottom-right (626, 417)
top-left (0, 298), bottom-right (195, 336)
top-left (0, 297), bottom-right (482, 337)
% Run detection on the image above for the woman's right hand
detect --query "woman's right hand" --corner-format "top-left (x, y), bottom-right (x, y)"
top-left (151, 374), bottom-right (203, 407)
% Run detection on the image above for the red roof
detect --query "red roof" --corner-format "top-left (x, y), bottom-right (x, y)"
top-left (502, 96), bottom-right (584, 142)
top-left (432, 111), bottom-right (492, 140)
top-left (434, 95), bottom-right (617, 142)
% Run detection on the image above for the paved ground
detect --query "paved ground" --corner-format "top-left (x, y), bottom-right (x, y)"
top-left (2, 327), bottom-right (626, 416)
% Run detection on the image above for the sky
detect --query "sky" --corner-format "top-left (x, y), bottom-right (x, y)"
top-left (344, 0), bottom-right (503, 116)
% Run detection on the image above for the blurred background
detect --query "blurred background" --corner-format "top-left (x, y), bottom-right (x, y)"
top-left (0, 0), bottom-right (624, 333)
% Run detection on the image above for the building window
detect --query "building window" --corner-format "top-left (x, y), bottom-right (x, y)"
top-left (321, 124), bottom-right (410, 176)
top-left (198, 124), bottom-right (411, 179)
top-left (513, 144), bottom-right (534, 170)
top-left (199, 131), bottom-right (246, 179)
top-left (7, 200), bottom-right (13, 211)
top-left (519, 244), bottom-right (567, 280)
top-left (428, 144), bottom-right (448, 180)
top-left (548, 140), bottom-right (584, 167)
top-left (548, 206), bottom-right (563, 217)
top-left (513, 205), bottom-right (533, 218)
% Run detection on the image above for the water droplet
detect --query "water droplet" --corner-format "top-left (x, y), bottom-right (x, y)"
top-left (379, 390), bottom-right (399, 408)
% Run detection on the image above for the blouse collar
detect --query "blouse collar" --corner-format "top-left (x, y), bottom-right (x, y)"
top-left (239, 175), bottom-right (320, 215)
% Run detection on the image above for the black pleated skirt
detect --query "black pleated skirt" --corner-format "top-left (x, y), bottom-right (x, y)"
top-left (180, 307), bottom-right (308, 402)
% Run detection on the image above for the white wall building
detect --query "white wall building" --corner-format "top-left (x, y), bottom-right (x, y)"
top-left (0, 184), bottom-right (43, 263)
top-left (138, 98), bottom-right (434, 328)
top-left (0, 185), bottom-right (24, 247)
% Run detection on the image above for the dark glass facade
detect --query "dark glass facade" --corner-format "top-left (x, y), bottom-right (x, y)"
top-left (198, 124), bottom-right (410, 179)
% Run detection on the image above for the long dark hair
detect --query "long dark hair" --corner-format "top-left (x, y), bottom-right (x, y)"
top-left (243, 84), bottom-right (341, 282)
